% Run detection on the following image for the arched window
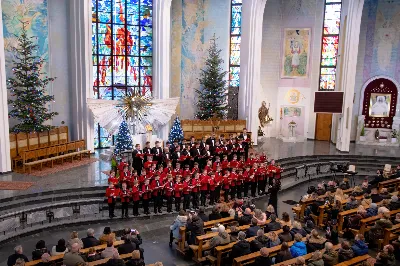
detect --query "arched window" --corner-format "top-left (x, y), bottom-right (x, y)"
top-left (92, 0), bottom-right (153, 148)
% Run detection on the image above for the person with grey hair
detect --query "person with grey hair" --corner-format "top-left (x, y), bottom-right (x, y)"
top-left (264, 214), bottom-right (282, 233)
top-left (322, 242), bottom-right (338, 266)
top-left (250, 229), bottom-right (270, 252)
top-left (205, 225), bottom-right (231, 250)
top-left (118, 234), bottom-right (137, 255)
top-left (63, 243), bottom-right (86, 266)
top-left (67, 231), bottom-right (84, 250)
top-left (389, 195), bottom-right (400, 210)
top-left (231, 231), bottom-right (251, 259)
top-left (7, 245), bottom-right (29, 266)
top-left (82, 228), bottom-right (100, 248)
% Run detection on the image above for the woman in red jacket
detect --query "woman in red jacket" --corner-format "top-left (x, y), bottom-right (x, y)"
top-left (131, 180), bottom-right (140, 216)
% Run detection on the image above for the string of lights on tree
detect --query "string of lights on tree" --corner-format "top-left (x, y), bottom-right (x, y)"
top-left (7, 21), bottom-right (58, 133)
top-left (168, 117), bottom-right (184, 144)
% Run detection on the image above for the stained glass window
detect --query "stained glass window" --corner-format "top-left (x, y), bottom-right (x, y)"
top-left (319, 0), bottom-right (342, 91)
top-left (228, 0), bottom-right (242, 119)
top-left (92, 0), bottom-right (153, 148)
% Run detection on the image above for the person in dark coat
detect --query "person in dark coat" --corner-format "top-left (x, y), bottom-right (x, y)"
top-left (7, 245), bottom-right (29, 266)
top-left (274, 242), bottom-right (293, 263)
top-left (246, 218), bottom-right (261, 238)
top-left (86, 247), bottom-right (102, 262)
top-left (370, 188), bottom-right (383, 203)
top-left (231, 232), bottom-right (251, 259)
top-left (389, 196), bottom-right (400, 211)
top-left (254, 248), bottom-right (272, 266)
top-left (186, 214), bottom-right (205, 245)
top-left (209, 207), bottom-right (222, 221)
top-left (125, 250), bottom-right (145, 266)
top-left (81, 228), bottom-right (100, 249)
top-left (118, 236), bottom-right (137, 255)
top-left (250, 229), bottom-right (270, 252)
top-left (279, 225), bottom-right (293, 243)
top-left (338, 241), bottom-right (354, 262)
top-left (290, 221), bottom-right (307, 237)
top-left (268, 179), bottom-right (280, 214)
top-left (197, 207), bottom-right (208, 222)
top-left (32, 240), bottom-right (49, 260)
top-left (264, 214), bottom-right (281, 233)
top-left (235, 208), bottom-right (253, 226)
top-left (132, 144), bottom-right (144, 175)
top-left (351, 234), bottom-right (368, 256)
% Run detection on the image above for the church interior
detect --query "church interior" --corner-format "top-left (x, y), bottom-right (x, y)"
top-left (1, 0), bottom-right (400, 266)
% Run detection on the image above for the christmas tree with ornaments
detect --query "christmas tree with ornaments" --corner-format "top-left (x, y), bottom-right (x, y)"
top-left (7, 22), bottom-right (58, 133)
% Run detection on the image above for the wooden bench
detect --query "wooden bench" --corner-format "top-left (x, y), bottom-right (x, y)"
top-left (351, 209), bottom-right (400, 237)
top-left (213, 229), bottom-right (283, 266)
top-left (233, 237), bottom-right (306, 266)
top-left (378, 178), bottom-right (400, 192)
top-left (336, 254), bottom-right (371, 266)
top-left (277, 245), bottom-right (340, 266)
top-left (383, 223), bottom-right (400, 246)
top-left (87, 253), bottom-right (131, 266)
top-left (177, 217), bottom-right (235, 254)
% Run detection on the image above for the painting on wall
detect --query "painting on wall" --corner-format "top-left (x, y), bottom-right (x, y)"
top-left (283, 106), bottom-right (302, 117)
top-left (369, 93), bottom-right (391, 117)
top-left (281, 28), bottom-right (310, 78)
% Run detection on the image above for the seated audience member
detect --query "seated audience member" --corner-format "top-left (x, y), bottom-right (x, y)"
top-left (219, 203), bottom-right (230, 218)
top-left (389, 196), bottom-right (400, 210)
top-left (290, 221), bottom-right (307, 237)
top-left (378, 206), bottom-right (390, 215)
top-left (246, 218), bottom-right (261, 237)
top-left (105, 254), bottom-right (124, 266)
top-left (82, 228), bottom-right (100, 248)
top-left (322, 242), bottom-right (338, 266)
top-left (186, 212), bottom-right (205, 245)
top-left (86, 247), bottom-right (102, 262)
top-left (379, 188), bottom-right (391, 200)
top-left (267, 231), bottom-right (281, 247)
top-left (366, 203), bottom-right (378, 217)
top-left (32, 240), bottom-right (49, 260)
top-left (369, 211), bottom-right (393, 240)
top-left (345, 195), bottom-right (360, 210)
top-left (205, 225), bottom-right (231, 249)
top-left (254, 247), bottom-right (272, 266)
top-left (275, 242), bottom-right (293, 263)
top-left (326, 181), bottom-right (337, 193)
top-left (236, 207), bottom-right (253, 225)
top-left (338, 240), bottom-right (354, 262)
top-left (229, 225), bottom-right (240, 241)
top-left (294, 256), bottom-right (306, 266)
top-left (374, 244), bottom-right (395, 266)
top-left (290, 233), bottom-right (306, 258)
top-left (63, 243), bottom-right (86, 266)
top-left (7, 245), bottom-right (29, 266)
top-left (316, 184), bottom-right (325, 196)
top-left (279, 225), bottom-right (293, 243)
top-left (352, 186), bottom-right (364, 197)
top-left (100, 227), bottom-right (116, 245)
top-left (231, 231), bottom-right (251, 259)
top-left (361, 194), bottom-right (372, 208)
top-left (393, 213), bottom-right (400, 225)
top-left (346, 206), bottom-right (367, 230)
top-left (307, 250), bottom-right (324, 266)
top-left (13, 258), bottom-right (26, 266)
top-left (122, 228), bottom-right (143, 249)
top-left (309, 197), bottom-right (325, 216)
top-left (279, 212), bottom-right (292, 228)
top-left (264, 214), bottom-right (282, 232)
top-left (265, 204), bottom-right (275, 219)
top-left (51, 239), bottom-right (68, 256)
top-left (198, 207), bottom-right (208, 222)
top-left (361, 178), bottom-right (370, 194)
top-left (37, 253), bottom-right (52, 266)
top-left (209, 206), bottom-right (222, 221)
top-left (67, 231), bottom-right (84, 250)
top-left (118, 235), bottom-right (137, 255)
top-left (351, 234), bottom-right (368, 256)
top-left (254, 209), bottom-right (267, 225)
top-left (101, 240), bottom-right (119, 258)
top-left (250, 229), bottom-right (270, 252)
top-left (370, 188), bottom-right (383, 203)
top-left (306, 229), bottom-right (326, 253)
top-left (339, 177), bottom-right (350, 190)
top-left (126, 250), bottom-right (145, 266)
top-left (169, 210), bottom-right (187, 247)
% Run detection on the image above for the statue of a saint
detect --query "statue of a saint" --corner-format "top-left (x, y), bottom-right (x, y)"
top-left (258, 101), bottom-right (270, 127)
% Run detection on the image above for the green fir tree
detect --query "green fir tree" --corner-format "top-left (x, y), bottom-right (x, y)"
top-left (168, 117), bottom-right (184, 143)
top-left (115, 121), bottom-right (133, 154)
top-left (7, 22), bottom-right (58, 133)
top-left (195, 34), bottom-right (228, 120)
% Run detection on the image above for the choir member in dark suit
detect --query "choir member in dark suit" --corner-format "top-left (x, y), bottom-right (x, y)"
top-left (151, 141), bottom-right (163, 165)
top-left (143, 142), bottom-right (152, 163)
top-left (190, 142), bottom-right (202, 166)
top-left (206, 132), bottom-right (217, 152)
top-left (132, 144), bottom-right (144, 175)
top-left (218, 134), bottom-right (226, 145)
top-left (189, 136), bottom-right (196, 148)
top-left (162, 147), bottom-right (172, 167)
top-left (238, 128), bottom-right (250, 160)
top-left (171, 145), bottom-right (182, 168)
top-left (200, 136), bottom-right (207, 150)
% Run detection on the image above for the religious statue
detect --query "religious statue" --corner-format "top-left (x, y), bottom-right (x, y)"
top-left (258, 101), bottom-right (273, 127)
top-left (288, 120), bottom-right (297, 138)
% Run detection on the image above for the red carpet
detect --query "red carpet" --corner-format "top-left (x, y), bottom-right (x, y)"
top-left (26, 158), bottom-right (99, 177)
top-left (0, 181), bottom-right (34, 190)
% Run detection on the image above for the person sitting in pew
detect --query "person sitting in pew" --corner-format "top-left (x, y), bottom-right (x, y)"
top-left (265, 205), bottom-right (276, 220)
top-left (307, 250), bottom-right (324, 266)
top-left (392, 213), bottom-right (400, 224)
top-left (338, 240), bottom-right (354, 262)
top-left (294, 256), bottom-right (306, 266)
top-left (209, 206), bottom-right (222, 221)
top-left (379, 188), bottom-right (392, 200)
top-left (290, 234), bottom-right (307, 258)
top-left (186, 212), bottom-right (205, 245)
top-left (197, 207), bottom-right (208, 222)
top-left (305, 229), bottom-right (326, 253)
top-left (290, 221), bottom-right (307, 238)
top-left (279, 212), bottom-right (292, 228)
top-left (368, 211), bottom-right (393, 242)
top-left (82, 228), bottom-right (100, 249)
top-left (86, 247), bottom-right (102, 262)
top-left (322, 242), bottom-right (338, 266)
top-left (346, 206), bottom-right (368, 230)
top-left (339, 177), bottom-right (350, 190)
top-left (351, 234), bottom-right (368, 256)
top-left (389, 195), bottom-right (400, 210)
top-left (231, 231), bottom-right (251, 260)
top-left (235, 207), bottom-right (253, 226)
top-left (361, 193), bottom-right (372, 208)
top-left (370, 188), bottom-right (383, 203)
top-left (254, 209), bottom-right (267, 226)
top-left (316, 184), bottom-right (325, 196)
top-left (274, 242), bottom-right (293, 263)
top-left (229, 225), bottom-right (240, 241)
top-left (7, 245), bottom-right (29, 266)
top-left (250, 229), bottom-right (270, 252)
top-left (203, 225), bottom-right (232, 250)
top-left (345, 195), bottom-right (360, 210)
top-left (334, 188), bottom-right (347, 203)
top-left (374, 244), bottom-right (395, 266)
top-left (352, 186), bottom-right (364, 197)
top-left (246, 218), bottom-right (261, 237)
top-left (118, 235), bottom-right (137, 255)
top-left (126, 250), bottom-right (145, 266)
top-left (264, 214), bottom-right (281, 233)
top-left (267, 231), bottom-right (281, 248)
top-left (366, 203), bottom-right (378, 217)
top-left (253, 247), bottom-right (272, 266)
top-left (279, 225), bottom-right (293, 243)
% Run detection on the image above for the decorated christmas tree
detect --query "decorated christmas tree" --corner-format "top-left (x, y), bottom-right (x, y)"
top-left (7, 22), bottom-right (58, 133)
top-left (168, 117), bottom-right (184, 143)
top-left (115, 121), bottom-right (133, 154)
top-left (195, 34), bottom-right (228, 120)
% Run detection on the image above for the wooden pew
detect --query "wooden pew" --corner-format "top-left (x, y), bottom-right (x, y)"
top-left (354, 209), bottom-right (400, 236)
top-left (233, 237), bottom-right (306, 266)
top-left (88, 253), bottom-right (131, 266)
top-left (378, 178), bottom-right (400, 192)
top-left (277, 245), bottom-right (340, 266)
top-left (335, 254), bottom-right (371, 266)
top-left (177, 217), bottom-right (235, 254)
top-left (383, 223), bottom-right (400, 246)
top-left (213, 229), bottom-right (283, 266)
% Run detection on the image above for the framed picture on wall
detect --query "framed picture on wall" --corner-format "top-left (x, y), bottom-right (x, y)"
top-left (369, 93), bottom-right (391, 117)
top-left (281, 28), bottom-right (311, 78)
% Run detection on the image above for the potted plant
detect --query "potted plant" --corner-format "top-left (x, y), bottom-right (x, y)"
top-left (360, 126), bottom-right (366, 142)
top-left (391, 129), bottom-right (398, 143)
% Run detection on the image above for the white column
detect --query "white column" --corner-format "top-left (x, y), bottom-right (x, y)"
top-left (238, 0), bottom-right (267, 145)
top-left (153, 0), bottom-right (172, 140)
top-left (69, 0), bottom-right (94, 152)
top-left (335, 0), bottom-right (364, 152)
top-left (0, 1), bottom-right (11, 172)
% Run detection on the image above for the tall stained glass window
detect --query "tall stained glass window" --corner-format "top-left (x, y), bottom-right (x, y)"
top-left (228, 0), bottom-right (242, 119)
top-left (319, 0), bottom-right (342, 91)
top-left (92, 0), bottom-right (153, 148)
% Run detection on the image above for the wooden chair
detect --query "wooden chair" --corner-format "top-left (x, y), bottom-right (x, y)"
top-left (335, 254), bottom-right (371, 266)
top-left (49, 128), bottom-right (59, 146)
top-left (378, 178), bottom-right (400, 192)
top-left (9, 133), bottom-right (20, 169)
top-left (67, 142), bottom-right (77, 153)
top-left (22, 150), bottom-right (38, 173)
top-left (58, 126), bottom-right (68, 144)
top-left (28, 132), bottom-right (39, 150)
top-left (382, 223), bottom-right (400, 246)
top-left (39, 131), bottom-right (49, 147)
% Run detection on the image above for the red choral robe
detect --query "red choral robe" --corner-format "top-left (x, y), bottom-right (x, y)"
top-left (131, 185), bottom-right (140, 201)
top-left (108, 176), bottom-right (119, 185)
top-left (119, 188), bottom-right (131, 203)
top-left (151, 179), bottom-right (163, 196)
top-left (106, 187), bottom-right (118, 204)
top-left (200, 175), bottom-right (209, 191)
top-left (141, 184), bottom-right (152, 200)
top-left (174, 183), bottom-right (184, 197)
top-left (164, 180), bottom-right (175, 197)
